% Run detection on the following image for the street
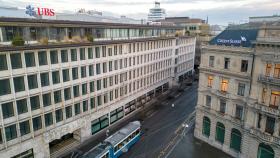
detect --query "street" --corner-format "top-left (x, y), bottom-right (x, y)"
top-left (63, 82), bottom-right (231, 158)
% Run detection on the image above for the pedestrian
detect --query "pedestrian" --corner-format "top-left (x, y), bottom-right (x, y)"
top-left (172, 103), bottom-right (175, 107)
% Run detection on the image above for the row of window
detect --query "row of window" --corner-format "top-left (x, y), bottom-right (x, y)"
top-left (208, 56), bottom-right (248, 72)
top-left (1, 69), bottom-right (172, 119)
top-left (0, 47), bottom-right (172, 71)
top-left (202, 117), bottom-right (242, 152)
top-left (0, 59), bottom-right (172, 96)
top-left (205, 95), bottom-right (244, 120)
top-left (207, 76), bottom-right (246, 96)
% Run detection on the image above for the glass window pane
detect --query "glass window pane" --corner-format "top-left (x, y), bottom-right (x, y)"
top-left (0, 54), bottom-right (8, 71)
top-left (13, 76), bottom-right (25, 92)
top-left (25, 52), bottom-right (36, 67)
top-left (10, 53), bottom-right (22, 69)
top-left (38, 51), bottom-right (48, 66)
top-left (28, 74), bottom-right (38, 89)
top-left (0, 79), bottom-right (11, 96)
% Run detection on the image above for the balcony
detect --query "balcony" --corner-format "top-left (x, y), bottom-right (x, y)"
top-left (258, 74), bottom-right (280, 86)
top-left (250, 128), bottom-right (280, 145)
top-left (261, 105), bottom-right (279, 116)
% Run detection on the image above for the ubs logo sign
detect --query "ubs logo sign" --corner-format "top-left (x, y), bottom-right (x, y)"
top-left (25, 5), bottom-right (55, 17)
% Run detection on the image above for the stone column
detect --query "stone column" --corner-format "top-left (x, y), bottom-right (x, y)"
top-left (273, 119), bottom-right (279, 137)
top-left (260, 116), bottom-right (266, 132)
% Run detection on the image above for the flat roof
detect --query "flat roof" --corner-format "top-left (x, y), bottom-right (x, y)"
top-left (0, 17), bottom-right (183, 29)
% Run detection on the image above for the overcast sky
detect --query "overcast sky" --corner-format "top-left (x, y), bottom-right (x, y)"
top-left (0, 0), bottom-right (279, 25)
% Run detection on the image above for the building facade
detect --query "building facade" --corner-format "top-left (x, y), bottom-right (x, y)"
top-left (0, 18), bottom-right (195, 157)
top-left (194, 26), bottom-right (280, 158)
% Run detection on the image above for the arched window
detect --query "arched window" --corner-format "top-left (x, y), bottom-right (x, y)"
top-left (202, 116), bottom-right (211, 137)
top-left (230, 128), bottom-right (242, 152)
top-left (215, 122), bottom-right (225, 144)
top-left (257, 143), bottom-right (274, 158)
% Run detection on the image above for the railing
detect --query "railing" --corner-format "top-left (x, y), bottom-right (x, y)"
top-left (250, 128), bottom-right (280, 145)
top-left (261, 105), bottom-right (279, 116)
top-left (257, 37), bottom-right (280, 43)
top-left (258, 74), bottom-right (280, 86)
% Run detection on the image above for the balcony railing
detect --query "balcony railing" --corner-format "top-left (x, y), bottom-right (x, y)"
top-left (258, 74), bottom-right (280, 86)
top-left (250, 128), bottom-right (280, 145)
top-left (261, 104), bottom-right (279, 116)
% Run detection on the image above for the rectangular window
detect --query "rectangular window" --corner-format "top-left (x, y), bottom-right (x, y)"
top-left (220, 79), bottom-right (228, 92)
top-left (208, 76), bottom-right (213, 87)
top-left (209, 56), bottom-right (214, 67)
top-left (54, 90), bottom-right (62, 103)
top-left (97, 95), bottom-right (102, 106)
top-left (102, 46), bottom-right (106, 57)
top-left (62, 69), bottom-right (70, 82)
top-left (0, 79), bottom-right (11, 96)
top-left (30, 95), bottom-right (40, 110)
top-left (206, 95), bottom-right (211, 107)
top-left (38, 51), bottom-right (48, 66)
top-left (44, 112), bottom-right (53, 127)
top-left (25, 52), bottom-right (36, 67)
top-left (72, 67), bottom-right (79, 80)
top-left (64, 88), bottom-right (71, 100)
top-left (40, 73), bottom-right (49, 87)
top-left (73, 85), bottom-right (80, 97)
top-left (88, 48), bottom-right (93, 59)
top-left (108, 48), bottom-right (112, 56)
top-left (109, 61), bottom-right (112, 72)
top-left (103, 62), bottom-right (107, 73)
top-left (16, 99), bottom-right (28, 114)
top-left (52, 71), bottom-right (60, 84)
top-left (235, 105), bottom-right (243, 120)
top-left (32, 116), bottom-right (42, 131)
top-left (55, 109), bottom-right (63, 123)
top-left (81, 66), bottom-right (87, 78)
top-left (265, 64), bottom-right (272, 76)
top-left (89, 65), bottom-right (94, 76)
top-left (61, 50), bottom-right (68, 63)
top-left (43, 93), bottom-right (51, 107)
top-left (270, 91), bottom-right (280, 109)
top-left (27, 74), bottom-right (38, 89)
top-left (224, 58), bottom-right (230, 69)
top-left (13, 76), bottom-right (25, 92)
top-left (241, 60), bottom-right (248, 72)
top-left (74, 103), bottom-right (80, 115)
top-left (220, 99), bottom-right (226, 114)
top-left (265, 116), bottom-right (275, 135)
top-left (80, 48), bottom-right (86, 60)
top-left (0, 54), bottom-right (8, 71)
top-left (82, 83), bottom-right (87, 95)
top-left (19, 120), bottom-right (30, 136)
top-left (50, 50), bottom-right (58, 64)
top-left (90, 81), bottom-right (94, 92)
top-left (11, 53), bottom-right (22, 69)
top-left (90, 97), bottom-right (95, 109)
top-left (71, 49), bottom-right (77, 61)
top-left (274, 64), bottom-right (280, 78)
top-left (96, 63), bottom-right (101, 75)
top-left (66, 106), bottom-right (72, 119)
top-left (103, 78), bottom-right (107, 88)
top-left (2, 102), bottom-right (14, 119)
top-left (237, 83), bottom-right (245, 96)
top-left (95, 47), bottom-right (100, 58)
top-left (83, 100), bottom-right (88, 112)
top-left (5, 124), bottom-right (17, 141)
top-left (97, 80), bottom-right (101, 91)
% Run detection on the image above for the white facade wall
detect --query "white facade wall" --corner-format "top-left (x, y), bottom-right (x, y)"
top-left (0, 36), bottom-right (195, 157)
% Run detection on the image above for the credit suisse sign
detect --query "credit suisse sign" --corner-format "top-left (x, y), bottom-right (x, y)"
top-left (216, 36), bottom-right (247, 45)
top-left (25, 5), bottom-right (55, 17)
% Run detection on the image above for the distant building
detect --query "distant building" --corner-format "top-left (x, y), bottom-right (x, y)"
top-left (249, 15), bottom-right (280, 23)
top-left (147, 2), bottom-right (166, 22)
top-left (194, 24), bottom-right (280, 158)
top-left (157, 16), bottom-right (211, 70)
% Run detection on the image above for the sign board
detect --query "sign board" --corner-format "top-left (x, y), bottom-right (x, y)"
top-left (25, 5), bottom-right (55, 17)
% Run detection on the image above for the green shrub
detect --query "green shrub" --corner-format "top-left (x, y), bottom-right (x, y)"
top-left (86, 35), bottom-right (94, 42)
top-left (12, 35), bottom-right (25, 46)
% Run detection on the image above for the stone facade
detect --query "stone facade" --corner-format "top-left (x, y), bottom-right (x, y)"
top-left (195, 26), bottom-right (280, 158)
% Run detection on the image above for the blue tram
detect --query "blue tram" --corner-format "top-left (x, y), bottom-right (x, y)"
top-left (83, 121), bottom-right (141, 158)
